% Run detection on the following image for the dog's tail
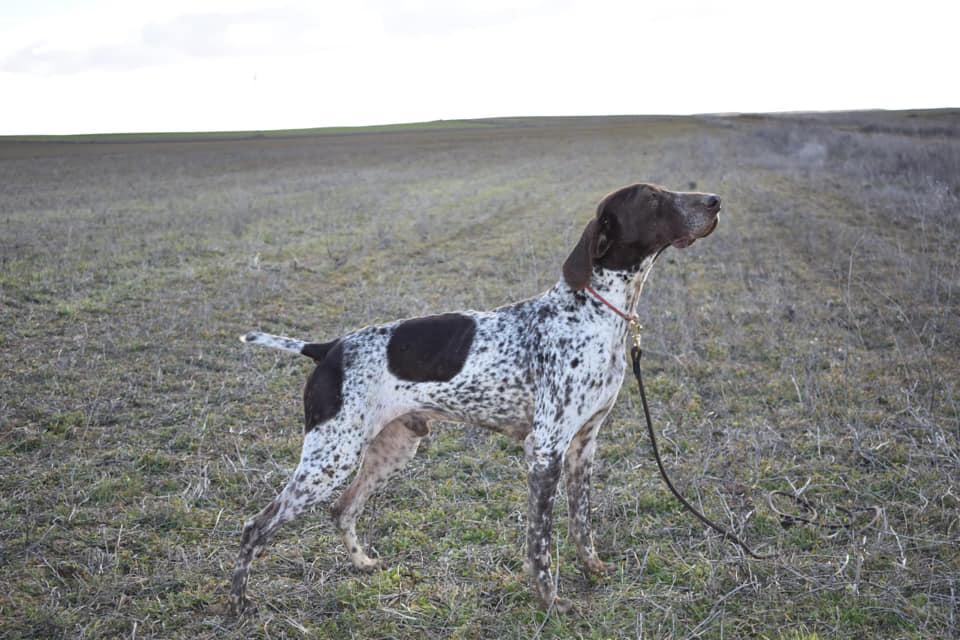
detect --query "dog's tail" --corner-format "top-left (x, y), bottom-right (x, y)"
top-left (240, 331), bottom-right (337, 363)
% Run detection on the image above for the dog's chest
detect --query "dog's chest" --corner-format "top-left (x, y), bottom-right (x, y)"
top-left (546, 312), bottom-right (628, 406)
top-left (487, 296), bottom-right (629, 425)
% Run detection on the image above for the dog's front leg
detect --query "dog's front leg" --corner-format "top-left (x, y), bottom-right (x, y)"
top-left (524, 442), bottom-right (571, 612)
top-left (565, 409), bottom-right (615, 577)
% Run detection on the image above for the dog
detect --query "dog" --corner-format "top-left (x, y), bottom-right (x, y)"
top-left (230, 182), bottom-right (721, 613)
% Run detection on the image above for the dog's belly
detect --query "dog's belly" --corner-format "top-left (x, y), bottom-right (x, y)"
top-left (404, 373), bottom-right (536, 440)
top-left (413, 407), bottom-right (533, 441)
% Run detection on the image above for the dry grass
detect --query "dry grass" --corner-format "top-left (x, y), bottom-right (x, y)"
top-left (1, 111), bottom-right (958, 639)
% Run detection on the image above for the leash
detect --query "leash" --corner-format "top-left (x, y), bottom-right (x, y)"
top-left (629, 333), bottom-right (776, 559)
top-left (584, 286), bottom-right (878, 560)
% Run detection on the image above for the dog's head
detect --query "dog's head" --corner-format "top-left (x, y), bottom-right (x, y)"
top-left (562, 183), bottom-right (721, 290)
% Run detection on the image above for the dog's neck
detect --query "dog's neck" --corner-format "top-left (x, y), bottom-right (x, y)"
top-left (554, 255), bottom-right (658, 320)
top-left (589, 255), bottom-right (657, 316)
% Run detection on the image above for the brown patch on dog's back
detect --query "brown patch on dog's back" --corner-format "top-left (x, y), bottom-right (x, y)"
top-left (387, 313), bottom-right (476, 382)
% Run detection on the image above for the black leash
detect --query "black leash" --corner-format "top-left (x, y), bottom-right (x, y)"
top-left (630, 344), bottom-right (777, 559)
top-left (629, 344), bottom-right (883, 558)
top-left (581, 287), bottom-right (878, 556)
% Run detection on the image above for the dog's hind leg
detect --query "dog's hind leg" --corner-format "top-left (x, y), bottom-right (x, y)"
top-left (230, 421), bottom-right (365, 614)
top-left (330, 414), bottom-right (427, 572)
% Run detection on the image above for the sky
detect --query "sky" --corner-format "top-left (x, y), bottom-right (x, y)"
top-left (0, 0), bottom-right (957, 135)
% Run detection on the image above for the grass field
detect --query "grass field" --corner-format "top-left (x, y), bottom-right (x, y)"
top-left (1, 111), bottom-right (958, 639)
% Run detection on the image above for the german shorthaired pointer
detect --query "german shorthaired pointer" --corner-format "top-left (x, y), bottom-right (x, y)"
top-left (231, 182), bottom-right (721, 613)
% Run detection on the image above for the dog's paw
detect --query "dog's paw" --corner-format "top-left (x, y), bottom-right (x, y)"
top-left (534, 586), bottom-right (576, 615)
top-left (583, 557), bottom-right (616, 578)
top-left (553, 597), bottom-right (576, 615)
top-left (230, 593), bottom-right (255, 617)
top-left (351, 555), bottom-right (382, 573)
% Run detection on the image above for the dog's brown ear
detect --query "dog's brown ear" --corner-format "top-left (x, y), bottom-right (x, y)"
top-left (562, 219), bottom-right (599, 290)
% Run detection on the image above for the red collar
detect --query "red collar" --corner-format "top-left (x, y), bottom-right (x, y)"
top-left (584, 286), bottom-right (638, 323)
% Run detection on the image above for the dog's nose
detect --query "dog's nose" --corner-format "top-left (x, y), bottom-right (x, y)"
top-left (705, 195), bottom-right (721, 211)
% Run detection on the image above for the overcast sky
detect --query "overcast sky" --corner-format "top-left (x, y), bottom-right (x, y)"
top-left (1, 0), bottom-right (957, 135)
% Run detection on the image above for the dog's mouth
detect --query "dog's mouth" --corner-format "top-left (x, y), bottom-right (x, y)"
top-left (701, 214), bottom-right (720, 238)
top-left (671, 214), bottom-right (720, 249)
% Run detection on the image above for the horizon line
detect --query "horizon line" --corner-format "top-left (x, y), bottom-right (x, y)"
top-left (3, 107), bottom-right (957, 142)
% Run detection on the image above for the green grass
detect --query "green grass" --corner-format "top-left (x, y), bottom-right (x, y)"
top-left (1, 112), bottom-right (958, 638)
